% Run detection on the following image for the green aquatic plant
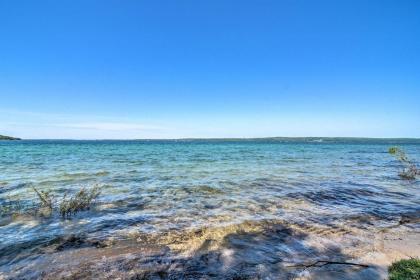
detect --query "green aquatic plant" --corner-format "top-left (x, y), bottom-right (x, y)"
top-left (1, 185), bottom-right (101, 219)
top-left (0, 195), bottom-right (41, 218)
top-left (388, 147), bottom-right (419, 180)
top-left (59, 185), bottom-right (101, 218)
top-left (388, 258), bottom-right (420, 280)
top-left (0, 197), bottom-right (25, 217)
top-left (32, 186), bottom-right (54, 210)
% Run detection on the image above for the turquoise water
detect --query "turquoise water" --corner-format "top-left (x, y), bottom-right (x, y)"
top-left (0, 139), bottom-right (419, 273)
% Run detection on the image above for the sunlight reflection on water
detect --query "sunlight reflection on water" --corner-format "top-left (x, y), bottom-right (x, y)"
top-left (0, 139), bottom-right (419, 270)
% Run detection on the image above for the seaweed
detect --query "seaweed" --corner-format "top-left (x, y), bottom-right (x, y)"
top-left (1, 185), bottom-right (101, 219)
top-left (59, 185), bottom-right (101, 218)
top-left (32, 186), bottom-right (54, 210)
top-left (389, 147), bottom-right (419, 180)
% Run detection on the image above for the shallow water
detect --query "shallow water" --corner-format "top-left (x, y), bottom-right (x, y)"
top-left (0, 139), bottom-right (419, 277)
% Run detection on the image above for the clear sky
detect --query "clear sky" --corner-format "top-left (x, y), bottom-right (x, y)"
top-left (0, 0), bottom-right (419, 139)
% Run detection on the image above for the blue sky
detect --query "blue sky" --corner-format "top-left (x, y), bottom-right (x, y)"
top-left (0, 0), bottom-right (419, 139)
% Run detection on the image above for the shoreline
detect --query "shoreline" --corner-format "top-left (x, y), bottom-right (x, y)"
top-left (4, 137), bottom-right (420, 141)
top-left (3, 216), bottom-right (419, 279)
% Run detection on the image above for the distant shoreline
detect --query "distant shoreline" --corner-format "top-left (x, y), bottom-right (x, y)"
top-left (0, 135), bottom-right (21, 140)
top-left (6, 137), bottom-right (420, 142)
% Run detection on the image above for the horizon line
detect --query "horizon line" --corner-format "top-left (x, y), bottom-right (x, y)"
top-left (9, 136), bottom-right (420, 141)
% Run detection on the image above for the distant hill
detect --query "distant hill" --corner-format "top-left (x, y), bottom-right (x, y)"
top-left (0, 135), bottom-right (21, 140)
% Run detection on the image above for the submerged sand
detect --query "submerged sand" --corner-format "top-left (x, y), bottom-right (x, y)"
top-left (2, 214), bottom-right (419, 280)
top-left (2, 140), bottom-right (419, 279)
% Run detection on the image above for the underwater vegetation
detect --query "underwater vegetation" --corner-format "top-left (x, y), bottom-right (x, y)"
top-left (58, 185), bottom-right (101, 217)
top-left (389, 147), bottom-right (419, 180)
top-left (388, 258), bottom-right (420, 280)
top-left (32, 186), bottom-right (54, 210)
top-left (0, 185), bottom-right (101, 218)
top-left (0, 198), bottom-right (31, 218)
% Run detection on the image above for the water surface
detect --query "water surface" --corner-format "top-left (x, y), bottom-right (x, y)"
top-left (1, 138), bottom-right (419, 276)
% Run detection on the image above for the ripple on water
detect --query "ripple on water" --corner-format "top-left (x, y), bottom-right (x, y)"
top-left (0, 140), bottom-right (419, 277)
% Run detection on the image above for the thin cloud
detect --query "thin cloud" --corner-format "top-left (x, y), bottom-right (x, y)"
top-left (0, 109), bottom-right (171, 139)
top-left (61, 122), bottom-right (165, 131)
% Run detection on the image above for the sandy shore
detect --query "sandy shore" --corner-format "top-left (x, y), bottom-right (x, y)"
top-left (2, 215), bottom-right (419, 280)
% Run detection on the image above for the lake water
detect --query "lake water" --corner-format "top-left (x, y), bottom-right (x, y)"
top-left (0, 139), bottom-right (419, 278)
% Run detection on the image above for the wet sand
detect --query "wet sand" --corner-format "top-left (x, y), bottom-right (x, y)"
top-left (2, 215), bottom-right (419, 280)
